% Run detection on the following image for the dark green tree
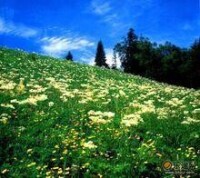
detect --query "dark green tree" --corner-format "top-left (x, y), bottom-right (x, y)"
top-left (157, 42), bottom-right (183, 84)
top-left (134, 37), bottom-right (155, 76)
top-left (66, 51), bottom-right (73, 61)
top-left (95, 40), bottom-right (108, 68)
top-left (114, 28), bottom-right (139, 73)
top-left (188, 38), bottom-right (200, 87)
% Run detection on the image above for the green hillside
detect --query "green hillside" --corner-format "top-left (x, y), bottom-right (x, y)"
top-left (0, 47), bottom-right (200, 177)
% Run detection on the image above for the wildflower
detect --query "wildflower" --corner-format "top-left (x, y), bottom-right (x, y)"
top-left (1, 103), bottom-right (15, 109)
top-left (0, 117), bottom-right (8, 124)
top-left (156, 153), bottom-right (162, 157)
top-left (183, 111), bottom-right (189, 115)
top-left (103, 112), bottom-right (115, 118)
top-left (48, 101), bottom-right (54, 107)
top-left (89, 116), bottom-right (109, 124)
top-left (18, 94), bottom-right (48, 105)
top-left (16, 78), bottom-right (25, 93)
top-left (60, 157), bottom-right (64, 160)
top-left (10, 99), bottom-right (19, 103)
top-left (58, 168), bottom-right (63, 174)
top-left (192, 108), bottom-right (200, 114)
top-left (27, 149), bottom-right (33, 153)
top-left (62, 149), bottom-right (68, 154)
top-left (82, 141), bottom-right (97, 149)
top-left (0, 81), bottom-right (16, 90)
top-left (121, 114), bottom-right (143, 127)
top-left (1, 169), bottom-right (9, 174)
top-left (46, 171), bottom-right (51, 176)
top-left (27, 162), bottom-right (36, 167)
top-left (51, 167), bottom-right (59, 170)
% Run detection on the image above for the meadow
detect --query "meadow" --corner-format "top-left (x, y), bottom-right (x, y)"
top-left (0, 47), bottom-right (200, 177)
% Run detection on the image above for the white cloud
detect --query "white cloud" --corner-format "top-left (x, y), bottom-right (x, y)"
top-left (91, 0), bottom-right (111, 15)
top-left (40, 36), bottom-right (95, 57)
top-left (0, 17), bottom-right (38, 38)
top-left (105, 48), bottom-right (121, 68)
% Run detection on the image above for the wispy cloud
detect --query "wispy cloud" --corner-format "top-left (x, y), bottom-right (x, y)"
top-left (102, 13), bottom-right (120, 27)
top-left (89, 0), bottom-right (131, 35)
top-left (0, 17), bottom-right (38, 38)
top-left (40, 35), bottom-right (95, 57)
top-left (79, 50), bottom-right (95, 64)
top-left (91, 0), bottom-right (111, 15)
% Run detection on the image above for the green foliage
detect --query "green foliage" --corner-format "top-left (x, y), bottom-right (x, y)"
top-left (0, 47), bottom-right (200, 177)
top-left (189, 38), bottom-right (200, 88)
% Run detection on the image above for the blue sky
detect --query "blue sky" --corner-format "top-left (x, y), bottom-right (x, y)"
top-left (0, 0), bottom-right (200, 65)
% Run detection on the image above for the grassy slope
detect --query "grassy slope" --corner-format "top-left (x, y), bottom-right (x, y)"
top-left (0, 47), bottom-right (200, 177)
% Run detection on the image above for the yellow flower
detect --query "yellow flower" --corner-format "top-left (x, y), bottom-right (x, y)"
top-left (16, 78), bottom-right (25, 93)
top-left (0, 117), bottom-right (8, 124)
top-left (62, 149), bottom-right (68, 155)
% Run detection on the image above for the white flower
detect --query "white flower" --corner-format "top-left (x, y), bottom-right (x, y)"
top-left (0, 82), bottom-right (16, 90)
top-left (1, 103), bottom-right (15, 109)
top-left (89, 116), bottom-right (109, 124)
top-left (48, 101), bottom-right (54, 107)
top-left (192, 108), bottom-right (200, 114)
top-left (121, 114), bottom-right (143, 127)
top-left (82, 141), bottom-right (97, 149)
top-left (17, 94), bottom-right (48, 105)
top-left (102, 112), bottom-right (115, 118)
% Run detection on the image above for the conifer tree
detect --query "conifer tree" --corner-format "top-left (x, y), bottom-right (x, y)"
top-left (66, 51), bottom-right (73, 61)
top-left (95, 40), bottom-right (108, 68)
top-left (114, 28), bottom-right (138, 73)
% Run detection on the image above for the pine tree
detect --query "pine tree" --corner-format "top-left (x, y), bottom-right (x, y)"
top-left (114, 28), bottom-right (138, 73)
top-left (66, 51), bottom-right (73, 61)
top-left (124, 28), bottom-right (138, 73)
top-left (95, 41), bottom-right (108, 68)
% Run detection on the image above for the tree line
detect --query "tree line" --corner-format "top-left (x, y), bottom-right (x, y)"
top-left (65, 28), bottom-right (200, 89)
top-left (114, 28), bottom-right (200, 89)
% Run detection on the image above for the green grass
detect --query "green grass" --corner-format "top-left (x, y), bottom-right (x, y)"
top-left (0, 47), bottom-right (200, 177)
